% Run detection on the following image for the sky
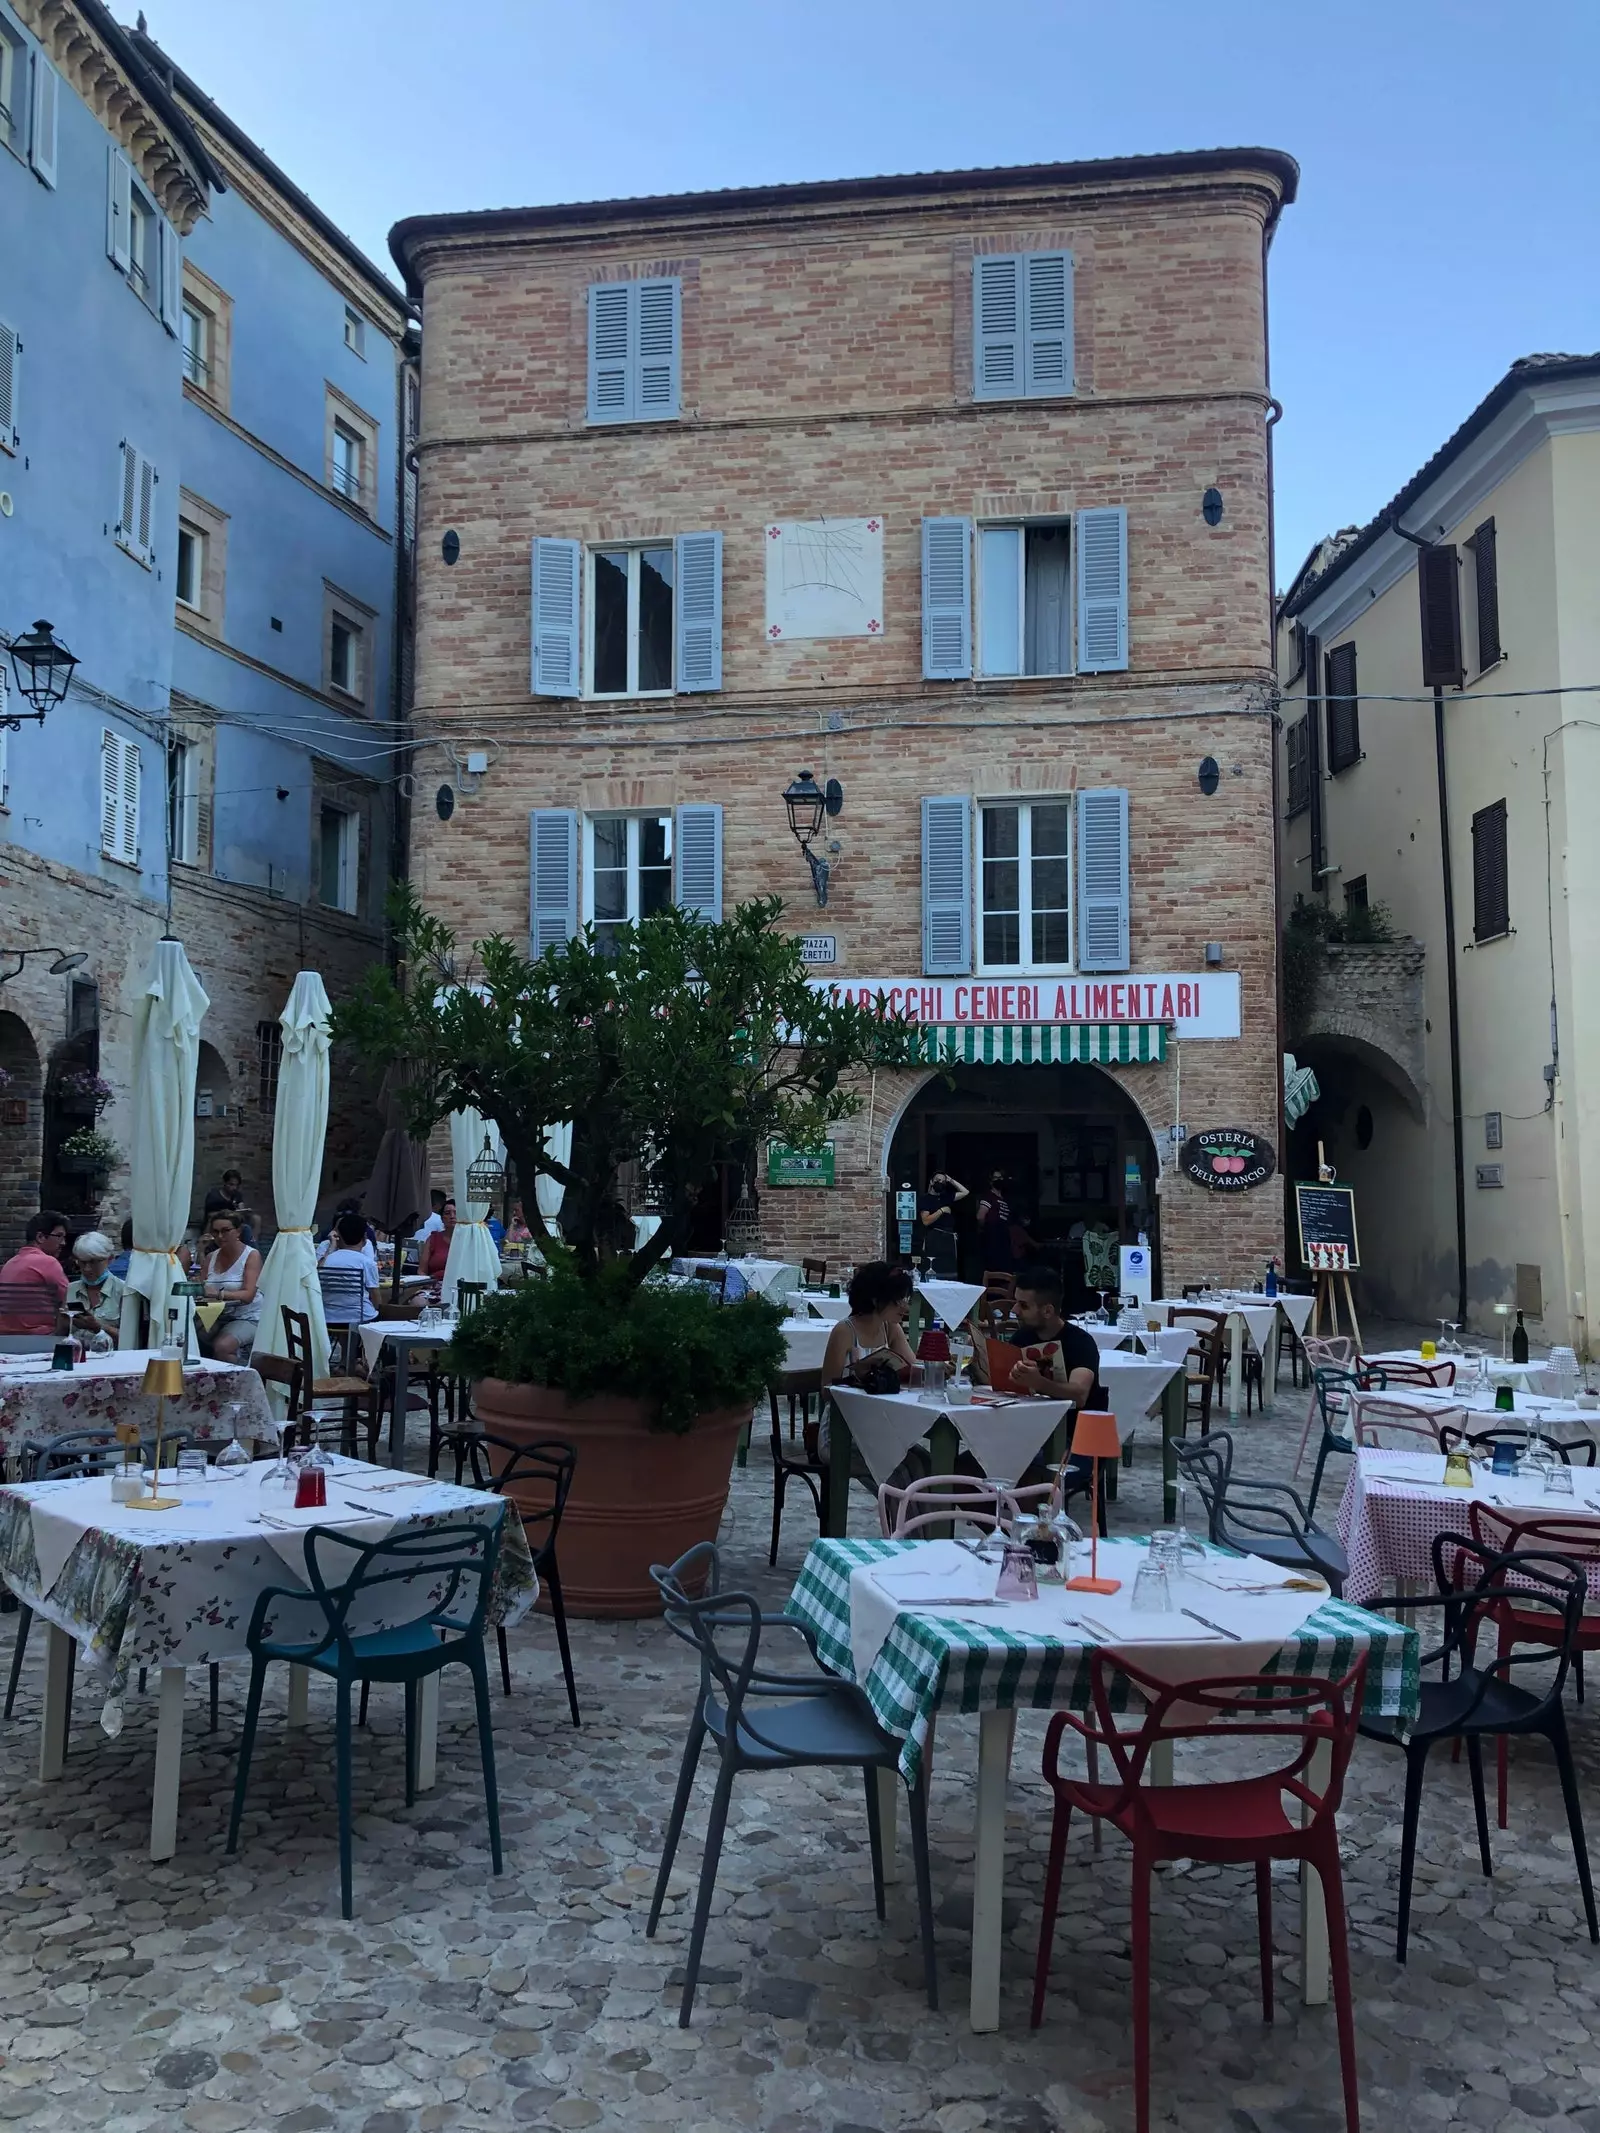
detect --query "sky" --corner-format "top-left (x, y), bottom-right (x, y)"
top-left (143, 0), bottom-right (1599, 578)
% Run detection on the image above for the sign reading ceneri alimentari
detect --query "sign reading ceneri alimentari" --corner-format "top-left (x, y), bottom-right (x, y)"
top-left (808, 973), bottom-right (1241, 1039)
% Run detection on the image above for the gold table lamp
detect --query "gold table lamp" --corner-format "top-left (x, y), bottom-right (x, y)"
top-left (132, 1353), bottom-right (185, 1511)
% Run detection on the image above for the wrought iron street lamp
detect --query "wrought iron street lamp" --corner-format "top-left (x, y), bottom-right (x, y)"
top-left (6, 620), bottom-right (79, 727)
top-left (782, 770), bottom-right (843, 908)
top-left (0, 947), bottom-right (87, 986)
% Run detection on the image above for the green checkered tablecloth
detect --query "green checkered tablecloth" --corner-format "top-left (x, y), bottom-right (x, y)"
top-left (786, 1537), bottom-right (1421, 1787)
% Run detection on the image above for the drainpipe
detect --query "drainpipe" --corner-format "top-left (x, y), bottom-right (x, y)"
top-left (1391, 515), bottom-right (1470, 1325)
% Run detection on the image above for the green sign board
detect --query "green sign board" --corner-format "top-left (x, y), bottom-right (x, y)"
top-left (766, 1141), bottom-right (836, 1188)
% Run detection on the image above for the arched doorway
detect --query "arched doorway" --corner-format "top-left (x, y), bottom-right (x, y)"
top-left (885, 1062), bottom-right (1160, 1312)
top-left (193, 1042), bottom-right (242, 1213)
top-left (0, 1011), bottom-right (44, 1243)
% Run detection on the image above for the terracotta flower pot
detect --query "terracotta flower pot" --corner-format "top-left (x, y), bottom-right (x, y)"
top-left (471, 1377), bottom-right (752, 1619)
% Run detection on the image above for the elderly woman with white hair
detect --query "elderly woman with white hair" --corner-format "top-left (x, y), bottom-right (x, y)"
top-left (65, 1229), bottom-right (125, 1340)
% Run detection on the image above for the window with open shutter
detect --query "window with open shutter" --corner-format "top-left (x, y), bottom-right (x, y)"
top-left (1324, 643), bottom-right (1360, 772)
top-left (921, 517), bottom-right (972, 679)
top-left (28, 48), bottom-right (56, 186)
top-left (1285, 717), bottom-right (1310, 817)
top-left (1471, 518), bottom-right (1501, 669)
top-left (1472, 800), bottom-right (1509, 941)
top-left (972, 250), bottom-right (1073, 401)
top-left (160, 221), bottom-right (182, 337)
top-left (1418, 544), bottom-right (1464, 687)
top-left (1075, 506), bottom-right (1128, 673)
top-left (675, 804), bottom-right (723, 921)
top-left (100, 731), bottom-right (139, 863)
top-left (0, 688), bottom-right (8, 806)
top-left (107, 146), bottom-right (132, 271)
top-left (587, 278), bottom-right (680, 424)
top-left (1076, 787), bottom-right (1130, 972)
top-left (674, 531), bottom-right (722, 692)
top-left (531, 537), bottom-right (581, 696)
top-left (529, 810), bottom-right (579, 954)
top-left (921, 795), bottom-right (972, 976)
top-left (0, 319), bottom-right (17, 452)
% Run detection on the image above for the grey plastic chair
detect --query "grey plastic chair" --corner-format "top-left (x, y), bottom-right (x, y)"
top-left (645, 1541), bottom-right (938, 2026)
top-left (1176, 1431), bottom-right (1347, 1594)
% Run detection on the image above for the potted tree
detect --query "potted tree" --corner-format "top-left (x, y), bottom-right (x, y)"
top-left (334, 889), bottom-right (921, 1614)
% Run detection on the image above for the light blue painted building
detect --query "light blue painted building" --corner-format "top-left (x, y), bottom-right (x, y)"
top-left (0, 0), bottom-right (413, 1230)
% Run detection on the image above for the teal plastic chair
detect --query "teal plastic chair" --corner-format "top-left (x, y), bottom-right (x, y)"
top-left (1306, 1366), bottom-right (1386, 1521)
top-left (227, 1513), bottom-right (505, 1917)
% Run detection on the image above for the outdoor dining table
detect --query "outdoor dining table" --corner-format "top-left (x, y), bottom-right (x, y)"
top-left (673, 1255), bottom-right (802, 1303)
top-left (1365, 1347), bottom-right (1554, 1393)
top-left (1336, 1444), bottom-right (1600, 1605)
top-left (799, 1291), bottom-right (853, 1323)
top-left (787, 1532), bottom-right (1420, 2030)
top-left (1346, 1378), bottom-right (1599, 1448)
top-left (356, 1319), bottom-right (458, 1466)
top-left (0, 1454), bottom-right (536, 1859)
top-left (1156, 1292), bottom-right (1313, 1418)
top-left (779, 1317), bottom-right (831, 1374)
top-left (824, 1385), bottom-right (1073, 1534)
top-left (0, 1351), bottom-right (274, 1473)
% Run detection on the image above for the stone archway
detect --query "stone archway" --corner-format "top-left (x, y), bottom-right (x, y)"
top-left (0, 1011), bottom-right (44, 1245)
top-left (193, 1041), bottom-right (248, 1219)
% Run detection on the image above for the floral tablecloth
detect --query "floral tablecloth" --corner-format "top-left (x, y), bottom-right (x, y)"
top-left (0, 1352), bottom-right (274, 1466)
top-left (0, 1458), bottom-right (537, 1731)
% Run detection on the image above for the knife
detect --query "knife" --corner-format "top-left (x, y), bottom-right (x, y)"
top-left (1181, 1606), bottom-right (1242, 1640)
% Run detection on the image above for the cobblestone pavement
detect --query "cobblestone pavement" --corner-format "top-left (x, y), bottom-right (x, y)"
top-left (1, 1321), bottom-right (1598, 2132)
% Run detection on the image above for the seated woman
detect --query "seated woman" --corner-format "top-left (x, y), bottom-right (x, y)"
top-left (420, 1199), bottom-right (456, 1285)
top-left (201, 1211), bottom-right (263, 1362)
top-left (817, 1261), bottom-right (917, 1462)
top-left (64, 1229), bottom-right (124, 1340)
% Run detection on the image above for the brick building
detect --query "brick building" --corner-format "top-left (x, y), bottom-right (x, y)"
top-left (392, 150), bottom-right (1296, 1298)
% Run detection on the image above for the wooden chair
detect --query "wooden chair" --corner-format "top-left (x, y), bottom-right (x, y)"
top-left (1168, 1307), bottom-right (1226, 1437)
top-left (691, 1265), bottom-right (729, 1301)
top-left (281, 1305), bottom-right (381, 1460)
top-left (978, 1271), bottom-right (1018, 1339)
top-left (252, 1351), bottom-right (306, 1432)
top-left (801, 1257), bottom-right (828, 1289)
top-left (767, 1368), bottom-right (826, 1565)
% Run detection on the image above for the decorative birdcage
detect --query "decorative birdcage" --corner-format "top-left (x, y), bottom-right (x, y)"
top-left (723, 1181), bottom-right (762, 1256)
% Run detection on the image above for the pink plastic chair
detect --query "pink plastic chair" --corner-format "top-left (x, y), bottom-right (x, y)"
top-left (1353, 1399), bottom-right (1462, 1452)
top-left (1293, 1336), bottom-right (1357, 1474)
top-left (876, 1475), bottom-right (1053, 1538)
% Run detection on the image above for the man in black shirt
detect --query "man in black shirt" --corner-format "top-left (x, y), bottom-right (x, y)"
top-left (916, 1171), bottom-right (968, 1274)
top-left (1010, 1263), bottom-right (1104, 1411)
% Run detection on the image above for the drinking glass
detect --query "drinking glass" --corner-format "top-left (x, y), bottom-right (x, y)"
top-left (176, 1446), bottom-right (207, 1486)
top-left (1147, 1529), bottom-right (1185, 1587)
top-left (1172, 1481), bottom-right (1206, 1560)
top-left (1130, 1557), bottom-right (1172, 1612)
top-left (1544, 1457), bottom-right (1575, 1496)
top-left (87, 1328), bottom-right (113, 1359)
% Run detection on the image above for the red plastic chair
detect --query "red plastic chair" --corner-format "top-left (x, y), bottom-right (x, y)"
top-left (1468, 1502), bottom-right (1600, 1828)
top-left (1031, 1651), bottom-right (1368, 2133)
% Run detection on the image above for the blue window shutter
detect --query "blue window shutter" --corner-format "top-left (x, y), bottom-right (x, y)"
top-left (1076, 505), bottom-right (1128, 673)
top-left (588, 283), bottom-right (631, 424)
top-left (921, 517), bottom-right (971, 680)
top-left (1025, 251), bottom-right (1073, 395)
top-left (529, 810), bottom-right (578, 954)
top-left (28, 52), bottom-right (58, 188)
top-left (973, 254), bottom-right (1021, 400)
top-left (1077, 787), bottom-right (1130, 972)
top-left (0, 321), bottom-right (19, 449)
top-left (531, 537), bottom-right (581, 696)
top-left (107, 147), bottom-right (132, 271)
top-left (636, 279), bottom-right (680, 419)
top-left (159, 221), bottom-right (182, 337)
top-left (675, 804), bottom-right (723, 922)
top-left (922, 796), bottom-right (972, 975)
top-left (674, 530), bottom-right (722, 691)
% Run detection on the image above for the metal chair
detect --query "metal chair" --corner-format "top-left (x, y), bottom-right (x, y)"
top-left (767, 1368), bottom-right (826, 1565)
top-left (1298, 1358), bottom-right (1369, 1515)
top-left (1174, 1431), bottom-right (1347, 1592)
top-left (227, 1513), bottom-right (505, 1918)
top-left (877, 1475), bottom-right (1044, 1538)
top-left (1442, 1423), bottom-right (1597, 1468)
top-left (431, 1427), bottom-right (580, 1727)
top-left (1358, 1355), bottom-right (1456, 1387)
top-left (1358, 1531), bottom-right (1598, 1960)
top-left (1031, 1652), bottom-right (1368, 2133)
top-left (644, 1540), bottom-right (938, 2026)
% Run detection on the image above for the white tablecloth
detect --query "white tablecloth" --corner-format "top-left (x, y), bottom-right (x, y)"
top-left (801, 1293), bottom-right (853, 1322)
top-left (1075, 1320), bottom-right (1191, 1367)
top-left (356, 1320), bottom-right (456, 1375)
top-left (780, 1319), bottom-right (831, 1373)
top-left (1349, 1380), bottom-right (1598, 1445)
top-left (1095, 1350), bottom-right (1184, 1431)
top-left (914, 1279), bottom-right (986, 1328)
top-left (1365, 1347), bottom-right (1550, 1392)
top-left (677, 1256), bottom-right (801, 1302)
top-left (827, 1386), bottom-right (1070, 1487)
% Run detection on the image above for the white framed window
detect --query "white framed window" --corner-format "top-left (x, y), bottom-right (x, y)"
top-left (175, 519), bottom-right (204, 610)
top-left (343, 304), bottom-right (366, 357)
top-left (0, 17), bottom-right (23, 153)
top-left (181, 300), bottom-right (210, 390)
top-left (318, 804), bottom-right (356, 913)
top-left (587, 544), bottom-right (674, 697)
top-left (582, 813), bottom-right (674, 954)
top-left (100, 728), bottom-right (141, 866)
top-left (127, 185), bottom-right (158, 309)
top-left (977, 521), bottom-right (1074, 677)
top-left (167, 737), bottom-right (198, 865)
top-left (331, 420), bottom-right (364, 503)
top-left (329, 611), bottom-right (362, 698)
top-left (978, 799), bottom-right (1073, 972)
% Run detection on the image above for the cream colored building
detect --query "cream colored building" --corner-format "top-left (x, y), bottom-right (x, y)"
top-left (1276, 353), bottom-right (1600, 1347)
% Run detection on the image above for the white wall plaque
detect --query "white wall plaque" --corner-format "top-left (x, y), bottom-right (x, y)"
top-left (799, 934), bottom-right (837, 964)
top-left (765, 517), bottom-right (884, 640)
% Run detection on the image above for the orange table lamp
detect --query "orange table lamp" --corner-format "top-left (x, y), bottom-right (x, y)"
top-left (1063, 1408), bottom-right (1122, 1594)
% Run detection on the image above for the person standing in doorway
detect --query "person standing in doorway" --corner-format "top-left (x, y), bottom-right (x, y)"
top-left (976, 1171), bottom-right (1017, 1275)
top-left (916, 1171), bottom-right (968, 1275)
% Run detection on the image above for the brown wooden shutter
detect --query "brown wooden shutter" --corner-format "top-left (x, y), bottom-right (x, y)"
top-left (1285, 717), bottom-right (1310, 816)
top-left (1324, 643), bottom-right (1360, 772)
top-left (1418, 544), bottom-right (1464, 687)
top-left (1472, 799), bottom-right (1508, 940)
top-left (1472, 518), bottom-right (1501, 668)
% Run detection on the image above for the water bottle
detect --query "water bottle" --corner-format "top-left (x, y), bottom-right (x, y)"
top-left (1264, 1260), bottom-right (1278, 1298)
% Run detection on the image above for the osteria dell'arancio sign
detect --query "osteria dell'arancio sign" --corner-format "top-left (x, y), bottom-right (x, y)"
top-left (1179, 1128), bottom-right (1276, 1193)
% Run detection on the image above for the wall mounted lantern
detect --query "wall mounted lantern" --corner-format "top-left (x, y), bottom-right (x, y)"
top-left (782, 770), bottom-right (843, 907)
top-left (6, 619), bottom-right (79, 727)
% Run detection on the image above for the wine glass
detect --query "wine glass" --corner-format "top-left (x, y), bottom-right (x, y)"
top-left (215, 1402), bottom-right (252, 1474)
top-left (1097, 1288), bottom-right (1114, 1324)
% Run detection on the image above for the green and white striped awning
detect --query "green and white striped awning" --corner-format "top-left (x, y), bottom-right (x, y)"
top-left (910, 1023), bottom-right (1167, 1066)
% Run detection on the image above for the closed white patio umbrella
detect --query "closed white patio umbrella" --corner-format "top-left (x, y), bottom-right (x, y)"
top-left (119, 938), bottom-right (210, 1352)
top-left (442, 1107), bottom-right (503, 1304)
top-left (535, 1121), bottom-right (572, 1232)
top-left (250, 972), bottom-right (333, 1396)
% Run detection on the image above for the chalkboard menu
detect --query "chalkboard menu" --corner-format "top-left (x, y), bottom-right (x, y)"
top-left (1294, 1183), bottom-right (1360, 1269)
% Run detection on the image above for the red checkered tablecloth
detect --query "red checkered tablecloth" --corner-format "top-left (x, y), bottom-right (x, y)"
top-left (1337, 1448), bottom-right (1600, 1605)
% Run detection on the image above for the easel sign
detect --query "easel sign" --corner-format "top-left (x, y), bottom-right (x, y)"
top-left (1296, 1151), bottom-right (1361, 1345)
